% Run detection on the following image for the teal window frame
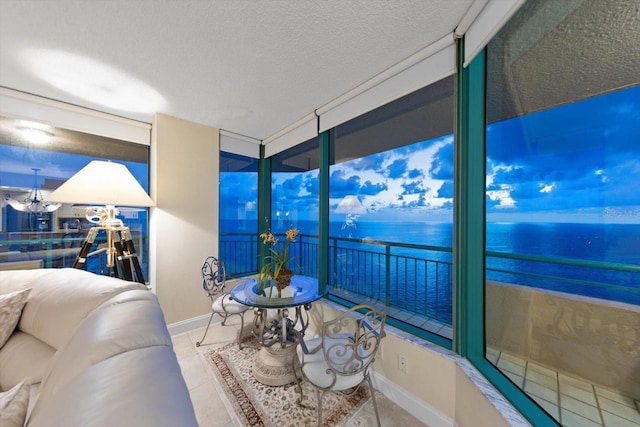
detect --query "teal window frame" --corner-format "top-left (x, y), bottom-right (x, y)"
top-left (258, 144), bottom-right (271, 272)
top-left (455, 39), bottom-right (559, 426)
top-left (253, 37), bottom-right (560, 427)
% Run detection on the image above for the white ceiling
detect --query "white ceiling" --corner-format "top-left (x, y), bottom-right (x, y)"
top-left (0, 0), bottom-right (475, 142)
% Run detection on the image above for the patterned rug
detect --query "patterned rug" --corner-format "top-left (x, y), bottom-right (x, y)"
top-left (204, 339), bottom-right (370, 426)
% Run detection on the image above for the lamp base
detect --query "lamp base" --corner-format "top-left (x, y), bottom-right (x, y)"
top-left (73, 223), bottom-right (145, 284)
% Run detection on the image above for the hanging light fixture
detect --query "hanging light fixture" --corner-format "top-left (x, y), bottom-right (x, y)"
top-left (3, 168), bottom-right (61, 214)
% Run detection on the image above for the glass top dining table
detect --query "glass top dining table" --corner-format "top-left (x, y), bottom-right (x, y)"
top-left (229, 275), bottom-right (328, 385)
top-left (230, 275), bottom-right (326, 309)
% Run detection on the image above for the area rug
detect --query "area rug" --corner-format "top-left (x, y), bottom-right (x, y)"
top-left (204, 339), bottom-right (370, 426)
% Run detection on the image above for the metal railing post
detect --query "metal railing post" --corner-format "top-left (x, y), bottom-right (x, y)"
top-left (385, 244), bottom-right (391, 306)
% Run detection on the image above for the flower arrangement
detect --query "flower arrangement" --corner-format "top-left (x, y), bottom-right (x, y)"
top-left (259, 226), bottom-right (299, 295)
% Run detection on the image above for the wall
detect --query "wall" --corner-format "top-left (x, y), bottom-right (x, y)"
top-left (150, 113), bottom-right (219, 324)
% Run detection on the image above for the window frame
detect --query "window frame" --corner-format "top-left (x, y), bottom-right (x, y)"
top-left (457, 40), bottom-right (561, 427)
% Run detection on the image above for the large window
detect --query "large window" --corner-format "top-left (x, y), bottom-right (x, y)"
top-left (329, 77), bottom-right (454, 342)
top-left (219, 151), bottom-right (258, 277)
top-left (269, 137), bottom-right (320, 278)
top-left (484, 0), bottom-right (640, 425)
top-left (0, 116), bottom-right (150, 277)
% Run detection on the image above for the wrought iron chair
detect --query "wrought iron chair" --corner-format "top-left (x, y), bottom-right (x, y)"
top-left (292, 305), bottom-right (387, 427)
top-left (195, 256), bottom-right (250, 348)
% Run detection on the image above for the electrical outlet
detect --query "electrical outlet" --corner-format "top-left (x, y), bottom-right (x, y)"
top-left (398, 354), bottom-right (408, 373)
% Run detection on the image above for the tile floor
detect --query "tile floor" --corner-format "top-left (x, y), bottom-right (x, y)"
top-left (170, 316), bottom-right (427, 427)
top-left (486, 348), bottom-right (640, 427)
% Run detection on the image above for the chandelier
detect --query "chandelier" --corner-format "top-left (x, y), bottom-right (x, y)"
top-left (3, 168), bottom-right (61, 214)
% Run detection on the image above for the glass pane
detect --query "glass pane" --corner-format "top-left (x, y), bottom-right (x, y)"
top-left (269, 137), bottom-right (320, 278)
top-left (485, 0), bottom-right (640, 423)
top-left (0, 116), bottom-right (150, 278)
top-left (219, 151), bottom-right (258, 277)
top-left (330, 77), bottom-right (455, 341)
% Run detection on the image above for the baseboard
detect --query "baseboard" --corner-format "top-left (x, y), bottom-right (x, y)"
top-left (167, 313), bottom-right (214, 336)
top-left (372, 371), bottom-right (455, 427)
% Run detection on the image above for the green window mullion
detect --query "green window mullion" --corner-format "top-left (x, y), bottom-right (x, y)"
top-left (455, 39), bottom-right (559, 427)
top-left (318, 130), bottom-right (330, 294)
top-left (453, 37), bottom-right (486, 358)
top-left (258, 144), bottom-right (271, 271)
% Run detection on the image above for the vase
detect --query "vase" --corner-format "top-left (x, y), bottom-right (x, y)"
top-left (274, 268), bottom-right (294, 293)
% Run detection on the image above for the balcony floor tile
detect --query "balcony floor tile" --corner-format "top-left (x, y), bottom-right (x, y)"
top-left (490, 349), bottom-right (640, 427)
top-left (597, 396), bottom-right (640, 424)
top-left (560, 408), bottom-right (602, 427)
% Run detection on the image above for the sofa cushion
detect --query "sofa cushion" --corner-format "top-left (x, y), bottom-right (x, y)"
top-left (0, 331), bottom-right (55, 391)
top-left (27, 346), bottom-right (197, 427)
top-left (32, 290), bottom-right (174, 412)
top-left (0, 288), bottom-right (31, 349)
top-left (15, 268), bottom-right (146, 350)
top-left (0, 269), bottom-right (51, 294)
top-left (0, 379), bottom-right (30, 427)
top-left (29, 289), bottom-right (197, 426)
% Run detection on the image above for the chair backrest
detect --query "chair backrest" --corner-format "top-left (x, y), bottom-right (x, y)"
top-left (321, 305), bottom-right (386, 378)
top-left (201, 256), bottom-right (226, 297)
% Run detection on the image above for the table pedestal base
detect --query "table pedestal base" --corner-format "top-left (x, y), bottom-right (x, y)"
top-left (252, 344), bottom-right (297, 386)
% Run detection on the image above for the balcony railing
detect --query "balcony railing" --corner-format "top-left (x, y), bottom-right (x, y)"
top-left (0, 232), bottom-right (149, 275)
top-left (220, 232), bottom-right (640, 330)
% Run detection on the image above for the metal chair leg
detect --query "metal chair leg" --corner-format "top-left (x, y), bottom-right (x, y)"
top-left (237, 312), bottom-right (245, 349)
top-left (195, 310), bottom-right (216, 347)
top-left (220, 312), bottom-right (230, 326)
top-left (316, 389), bottom-right (323, 427)
top-left (367, 375), bottom-right (382, 427)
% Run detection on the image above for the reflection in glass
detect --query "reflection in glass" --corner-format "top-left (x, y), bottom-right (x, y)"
top-left (484, 0), bottom-right (640, 423)
top-left (0, 117), bottom-right (149, 276)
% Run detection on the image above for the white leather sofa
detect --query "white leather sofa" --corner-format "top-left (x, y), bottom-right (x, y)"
top-left (0, 268), bottom-right (198, 427)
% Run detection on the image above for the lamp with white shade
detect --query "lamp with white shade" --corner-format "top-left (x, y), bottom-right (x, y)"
top-left (335, 195), bottom-right (366, 215)
top-left (46, 160), bottom-right (154, 283)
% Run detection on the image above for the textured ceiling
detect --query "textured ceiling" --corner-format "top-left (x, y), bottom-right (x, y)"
top-left (0, 0), bottom-right (474, 142)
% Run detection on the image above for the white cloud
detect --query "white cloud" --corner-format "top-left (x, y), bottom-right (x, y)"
top-left (486, 165), bottom-right (517, 208)
top-left (594, 169), bottom-right (608, 183)
top-left (539, 182), bottom-right (556, 193)
top-left (332, 138), bottom-right (453, 212)
top-left (487, 186), bottom-right (517, 208)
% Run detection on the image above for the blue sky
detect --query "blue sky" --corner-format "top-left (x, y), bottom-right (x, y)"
top-left (258, 85), bottom-right (640, 224)
top-left (0, 147), bottom-right (149, 191)
top-left (3, 86), bottom-right (638, 225)
top-left (485, 86), bottom-right (640, 223)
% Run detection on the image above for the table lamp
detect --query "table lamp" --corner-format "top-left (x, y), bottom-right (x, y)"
top-left (46, 160), bottom-right (154, 282)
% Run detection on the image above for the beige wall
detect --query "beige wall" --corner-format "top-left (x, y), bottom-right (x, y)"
top-left (454, 368), bottom-right (511, 427)
top-left (150, 113), bottom-right (219, 324)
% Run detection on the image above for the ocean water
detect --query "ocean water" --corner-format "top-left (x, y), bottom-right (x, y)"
top-left (332, 220), bottom-right (639, 263)
top-left (221, 220), bottom-right (640, 310)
